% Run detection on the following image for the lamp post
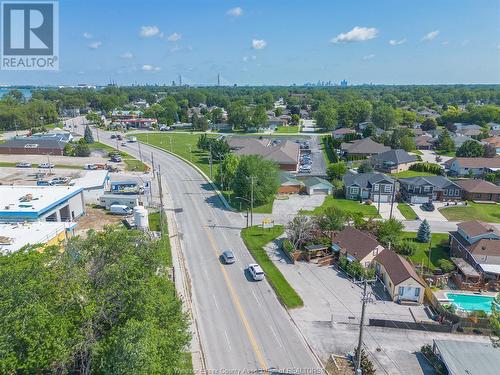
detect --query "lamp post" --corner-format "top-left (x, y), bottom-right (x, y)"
top-left (235, 196), bottom-right (250, 228)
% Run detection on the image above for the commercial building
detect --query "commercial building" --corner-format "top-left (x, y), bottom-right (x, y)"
top-left (227, 137), bottom-right (300, 171)
top-left (0, 137), bottom-right (67, 155)
top-left (0, 221), bottom-right (75, 255)
top-left (72, 170), bottom-right (110, 204)
top-left (0, 186), bottom-right (85, 223)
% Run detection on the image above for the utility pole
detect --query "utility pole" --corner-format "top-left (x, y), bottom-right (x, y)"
top-left (157, 165), bottom-right (164, 236)
top-left (355, 279), bottom-right (373, 375)
top-left (389, 179), bottom-right (397, 219)
top-left (209, 143), bottom-right (213, 179)
top-left (95, 126), bottom-right (100, 142)
top-left (249, 176), bottom-right (256, 227)
top-left (219, 154), bottom-right (224, 190)
top-left (377, 184), bottom-right (381, 214)
top-left (14, 120), bottom-right (18, 136)
top-left (138, 140), bottom-right (143, 163)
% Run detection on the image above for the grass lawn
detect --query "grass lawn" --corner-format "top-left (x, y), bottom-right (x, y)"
top-left (241, 225), bottom-right (303, 308)
top-left (0, 162), bottom-right (18, 167)
top-left (301, 196), bottom-right (380, 217)
top-left (398, 203), bottom-right (418, 220)
top-left (439, 202), bottom-right (500, 223)
top-left (177, 353), bottom-right (194, 374)
top-left (148, 212), bottom-right (172, 266)
top-left (275, 125), bottom-right (299, 134)
top-left (390, 170), bottom-right (437, 178)
top-left (223, 191), bottom-right (274, 214)
top-left (123, 158), bottom-right (148, 172)
top-left (436, 150), bottom-right (456, 157)
top-left (402, 232), bottom-right (450, 270)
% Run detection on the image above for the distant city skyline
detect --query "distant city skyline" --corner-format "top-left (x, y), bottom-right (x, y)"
top-left (2, 0), bottom-right (500, 86)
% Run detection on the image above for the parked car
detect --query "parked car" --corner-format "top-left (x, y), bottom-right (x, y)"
top-left (116, 135), bottom-right (123, 140)
top-left (109, 204), bottom-right (133, 215)
top-left (421, 202), bottom-right (435, 212)
top-left (247, 264), bottom-right (265, 281)
top-left (50, 177), bottom-right (70, 185)
top-left (121, 142), bottom-right (127, 146)
top-left (36, 180), bottom-right (53, 186)
top-left (110, 155), bottom-right (122, 162)
top-left (16, 162), bottom-right (31, 168)
top-left (111, 134), bottom-right (117, 139)
top-left (221, 250), bottom-right (236, 264)
top-left (85, 163), bottom-right (98, 170)
top-left (38, 162), bottom-right (55, 168)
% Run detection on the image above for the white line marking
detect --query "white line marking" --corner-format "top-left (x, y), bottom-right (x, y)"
top-left (213, 294), bottom-right (219, 311)
top-left (270, 325), bottom-right (283, 348)
top-left (252, 289), bottom-right (262, 307)
top-left (224, 329), bottom-right (232, 351)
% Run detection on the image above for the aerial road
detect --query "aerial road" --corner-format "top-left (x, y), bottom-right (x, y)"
top-left (69, 118), bottom-right (321, 374)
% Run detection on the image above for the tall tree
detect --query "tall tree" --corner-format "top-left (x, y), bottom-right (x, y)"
top-left (456, 140), bottom-right (484, 157)
top-left (314, 103), bottom-right (337, 130)
top-left (84, 124), bottom-right (94, 143)
top-left (417, 219), bottom-right (431, 243)
top-left (373, 105), bottom-right (397, 130)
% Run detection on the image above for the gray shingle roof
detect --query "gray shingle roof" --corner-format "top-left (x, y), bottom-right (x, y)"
top-left (343, 172), bottom-right (394, 189)
top-left (0, 138), bottom-right (67, 149)
top-left (398, 176), bottom-right (459, 190)
top-left (341, 138), bottom-right (390, 155)
top-left (371, 149), bottom-right (418, 165)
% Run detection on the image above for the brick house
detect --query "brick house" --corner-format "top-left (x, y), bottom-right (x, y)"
top-left (456, 179), bottom-right (500, 203)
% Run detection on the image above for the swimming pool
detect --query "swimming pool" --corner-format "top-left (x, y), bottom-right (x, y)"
top-left (446, 293), bottom-right (497, 313)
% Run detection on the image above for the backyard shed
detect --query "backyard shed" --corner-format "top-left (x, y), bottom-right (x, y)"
top-left (304, 177), bottom-right (333, 195)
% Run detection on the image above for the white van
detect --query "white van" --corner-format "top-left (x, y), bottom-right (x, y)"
top-left (109, 204), bottom-right (133, 215)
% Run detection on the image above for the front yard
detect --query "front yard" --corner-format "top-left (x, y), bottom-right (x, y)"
top-left (241, 225), bottom-right (303, 308)
top-left (439, 202), bottom-right (500, 223)
top-left (398, 203), bottom-right (418, 220)
top-left (301, 196), bottom-right (380, 218)
top-left (402, 232), bottom-right (450, 270)
top-left (275, 125), bottom-right (299, 134)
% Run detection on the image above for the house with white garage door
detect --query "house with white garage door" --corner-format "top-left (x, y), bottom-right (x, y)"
top-left (398, 176), bottom-right (462, 204)
top-left (343, 171), bottom-right (395, 203)
top-left (304, 177), bottom-right (333, 195)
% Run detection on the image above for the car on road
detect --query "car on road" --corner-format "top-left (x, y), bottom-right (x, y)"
top-left (421, 202), bottom-right (435, 212)
top-left (116, 135), bottom-right (123, 141)
top-left (38, 162), bottom-right (55, 168)
top-left (110, 134), bottom-right (117, 139)
top-left (85, 163), bottom-right (98, 170)
top-left (221, 250), bottom-right (236, 264)
top-left (121, 142), bottom-right (127, 146)
top-left (247, 263), bottom-right (265, 281)
top-left (16, 162), bottom-right (31, 168)
top-left (50, 177), bottom-right (70, 185)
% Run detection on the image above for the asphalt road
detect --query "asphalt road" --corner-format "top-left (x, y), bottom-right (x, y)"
top-left (69, 119), bottom-right (320, 373)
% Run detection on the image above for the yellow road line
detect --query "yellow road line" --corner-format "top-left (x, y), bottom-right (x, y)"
top-left (202, 225), bottom-right (268, 371)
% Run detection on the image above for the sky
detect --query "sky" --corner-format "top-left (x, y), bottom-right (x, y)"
top-left (2, 0), bottom-right (500, 86)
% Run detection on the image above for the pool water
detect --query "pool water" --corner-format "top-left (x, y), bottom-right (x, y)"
top-left (446, 293), bottom-right (496, 313)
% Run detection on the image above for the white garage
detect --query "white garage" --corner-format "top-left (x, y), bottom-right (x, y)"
top-left (410, 195), bottom-right (430, 204)
top-left (304, 177), bottom-right (334, 195)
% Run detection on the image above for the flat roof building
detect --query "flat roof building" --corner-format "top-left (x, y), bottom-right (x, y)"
top-left (0, 186), bottom-right (85, 223)
top-left (0, 221), bottom-right (75, 255)
top-left (72, 170), bottom-right (110, 204)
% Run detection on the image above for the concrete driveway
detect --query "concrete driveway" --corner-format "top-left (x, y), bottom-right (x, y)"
top-left (411, 203), bottom-right (448, 221)
top-left (254, 194), bottom-right (326, 225)
top-left (375, 202), bottom-right (406, 220)
top-left (419, 149), bottom-right (452, 166)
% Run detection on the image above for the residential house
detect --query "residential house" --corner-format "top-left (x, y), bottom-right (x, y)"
top-left (446, 156), bottom-right (500, 176)
top-left (488, 122), bottom-right (500, 131)
top-left (398, 176), bottom-right (462, 204)
top-left (331, 226), bottom-right (385, 268)
top-left (414, 135), bottom-right (436, 150)
top-left (454, 123), bottom-right (482, 137)
top-left (451, 134), bottom-right (477, 149)
top-left (227, 137), bottom-right (300, 172)
top-left (370, 149), bottom-right (418, 173)
top-left (341, 137), bottom-right (390, 158)
top-left (332, 128), bottom-right (356, 139)
top-left (417, 109), bottom-right (439, 118)
top-left (303, 177), bottom-right (333, 195)
top-left (343, 171), bottom-right (396, 203)
top-left (278, 173), bottom-right (304, 194)
top-left (482, 136), bottom-right (500, 155)
top-left (455, 179), bottom-right (500, 203)
top-left (374, 250), bottom-right (425, 304)
top-left (449, 221), bottom-right (500, 284)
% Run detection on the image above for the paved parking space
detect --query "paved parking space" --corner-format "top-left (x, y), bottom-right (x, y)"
top-left (412, 203), bottom-right (448, 221)
top-left (253, 194), bottom-right (326, 224)
top-left (296, 135), bottom-right (326, 177)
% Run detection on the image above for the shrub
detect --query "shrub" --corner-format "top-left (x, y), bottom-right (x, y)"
top-left (409, 162), bottom-right (443, 175)
top-left (396, 239), bottom-right (417, 257)
top-left (437, 259), bottom-right (455, 273)
top-left (282, 239), bottom-right (295, 254)
top-left (417, 219), bottom-right (431, 243)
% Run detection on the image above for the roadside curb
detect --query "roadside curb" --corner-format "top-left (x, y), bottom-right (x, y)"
top-left (143, 142), bottom-right (235, 212)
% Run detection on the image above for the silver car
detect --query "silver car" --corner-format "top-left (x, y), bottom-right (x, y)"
top-left (222, 250), bottom-right (236, 264)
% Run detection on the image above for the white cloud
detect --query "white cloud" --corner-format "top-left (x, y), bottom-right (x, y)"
top-left (83, 32), bottom-right (92, 39)
top-left (227, 7), bottom-right (243, 17)
top-left (167, 32), bottom-right (182, 42)
top-left (88, 41), bottom-right (102, 49)
top-left (421, 30), bottom-right (439, 42)
top-left (331, 26), bottom-right (378, 43)
top-left (362, 54), bottom-right (375, 60)
top-left (389, 38), bottom-right (406, 46)
top-left (497, 44), bottom-right (500, 50)
top-left (141, 64), bottom-right (161, 72)
top-left (140, 25), bottom-right (160, 37)
top-left (120, 51), bottom-right (134, 59)
top-left (252, 39), bottom-right (267, 49)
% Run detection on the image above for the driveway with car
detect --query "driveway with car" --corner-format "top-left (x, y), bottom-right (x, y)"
top-left (412, 203), bottom-right (448, 221)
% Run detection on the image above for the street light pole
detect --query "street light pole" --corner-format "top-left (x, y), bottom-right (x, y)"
top-left (355, 279), bottom-right (373, 374)
top-left (249, 176), bottom-right (256, 227)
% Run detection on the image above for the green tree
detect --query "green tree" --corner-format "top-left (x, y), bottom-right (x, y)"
top-left (456, 140), bottom-right (484, 157)
top-left (417, 219), bottom-right (431, 243)
top-left (326, 162), bottom-right (347, 181)
top-left (421, 117), bottom-right (437, 131)
top-left (75, 139), bottom-right (90, 157)
top-left (373, 105), bottom-right (397, 130)
top-left (377, 218), bottom-right (404, 247)
top-left (396, 240), bottom-right (417, 257)
top-left (358, 160), bottom-right (374, 173)
top-left (437, 259), bottom-right (455, 273)
top-left (314, 103), bottom-right (337, 130)
top-left (84, 124), bottom-right (94, 143)
top-left (251, 105), bottom-right (268, 129)
top-left (437, 129), bottom-right (455, 153)
top-left (228, 103), bottom-right (250, 130)
top-left (231, 155), bottom-right (279, 205)
top-left (218, 153), bottom-right (240, 188)
top-left (314, 206), bottom-right (348, 231)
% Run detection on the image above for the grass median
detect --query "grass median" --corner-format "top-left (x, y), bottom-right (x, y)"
top-left (241, 225), bottom-right (303, 309)
top-left (397, 203), bottom-right (418, 220)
